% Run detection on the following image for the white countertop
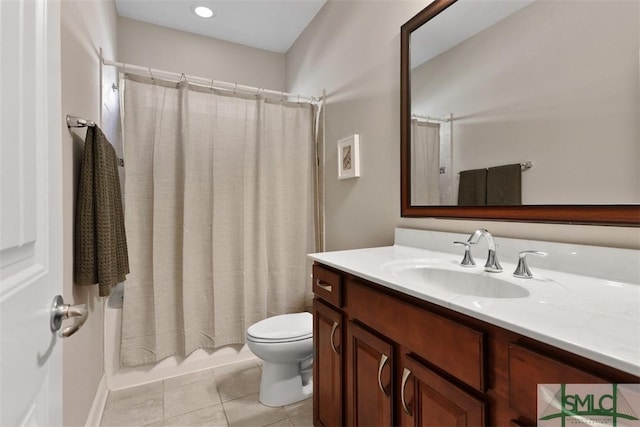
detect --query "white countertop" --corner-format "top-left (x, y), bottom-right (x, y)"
top-left (309, 238), bottom-right (640, 376)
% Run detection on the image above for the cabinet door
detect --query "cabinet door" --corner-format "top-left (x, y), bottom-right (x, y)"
top-left (313, 299), bottom-right (343, 427)
top-left (399, 355), bottom-right (485, 427)
top-left (346, 321), bottom-right (394, 426)
top-left (508, 343), bottom-right (606, 423)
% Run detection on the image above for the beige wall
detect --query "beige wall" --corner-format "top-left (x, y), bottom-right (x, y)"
top-left (412, 0), bottom-right (639, 205)
top-left (286, 0), bottom-right (640, 251)
top-left (117, 17), bottom-right (286, 91)
top-left (60, 0), bottom-right (118, 425)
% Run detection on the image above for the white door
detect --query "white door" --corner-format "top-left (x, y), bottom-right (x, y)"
top-left (0, 0), bottom-right (64, 425)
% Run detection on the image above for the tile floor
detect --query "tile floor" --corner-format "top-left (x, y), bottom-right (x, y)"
top-left (100, 359), bottom-right (313, 427)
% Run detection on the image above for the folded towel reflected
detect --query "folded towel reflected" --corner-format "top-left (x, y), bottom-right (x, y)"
top-left (74, 126), bottom-right (129, 296)
top-left (487, 164), bottom-right (522, 205)
top-left (458, 168), bottom-right (487, 206)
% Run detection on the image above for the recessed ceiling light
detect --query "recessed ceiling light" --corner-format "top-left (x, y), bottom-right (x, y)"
top-left (194, 6), bottom-right (214, 18)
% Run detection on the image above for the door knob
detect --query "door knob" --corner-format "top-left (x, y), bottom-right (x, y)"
top-left (50, 295), bottom-right (88, 338)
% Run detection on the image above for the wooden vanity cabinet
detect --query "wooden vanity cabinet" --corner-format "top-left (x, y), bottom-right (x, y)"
top-left (508, 343), bottom-right (608, 422)
top-left (313, 299), bottom-right (343, 427)
top-left (312, 263), bottom-right (344, 427)
top-left (398, 353), bottom-right (485, 427)
top-left (312, 262), bottom-right (639, 427)
top-left (345, 321), bottom-right (393, 426)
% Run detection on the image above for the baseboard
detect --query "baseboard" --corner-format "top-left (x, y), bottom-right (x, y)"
top-left (106, 344), bottom-right (257, 391)
top-left (85, 374), bottom-right (108, 427)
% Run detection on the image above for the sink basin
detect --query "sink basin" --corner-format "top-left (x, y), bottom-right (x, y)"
top-left (383, 262), bottom-right (530, 299)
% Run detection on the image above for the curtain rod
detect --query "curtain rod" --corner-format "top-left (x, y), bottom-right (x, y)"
top-left (412, 113), bottom-right (452, 123)
top-left (101, 55), bottom-right (322, 104)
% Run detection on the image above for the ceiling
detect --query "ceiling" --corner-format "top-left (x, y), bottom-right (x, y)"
top-left (411, 0), bottom-right (536, 69)
top-left (114, 0), bottom-right (327, 54)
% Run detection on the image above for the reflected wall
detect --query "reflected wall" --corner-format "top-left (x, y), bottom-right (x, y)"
top-left (410, 0), bottom-right (639, 205)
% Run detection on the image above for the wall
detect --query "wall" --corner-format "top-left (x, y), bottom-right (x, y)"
top-left (117, 17), bottom-right (286, 91)
top-left (60, 0), bottom-right (118, 425)
top-left (286, 0), bottom-right (640, 252)
top-left (411, 0), bottom-right (639, 205)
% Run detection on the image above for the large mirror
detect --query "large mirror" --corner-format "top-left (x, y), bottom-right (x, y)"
top-left (400, 0), bottom-right (640, 225)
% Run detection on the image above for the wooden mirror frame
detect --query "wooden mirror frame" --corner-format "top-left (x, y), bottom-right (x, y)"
top-left (400, 0), bottom-right (640, 226)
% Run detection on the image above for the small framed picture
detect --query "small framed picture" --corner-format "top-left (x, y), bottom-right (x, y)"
top-left (337, 134), bottom-right (360, 179)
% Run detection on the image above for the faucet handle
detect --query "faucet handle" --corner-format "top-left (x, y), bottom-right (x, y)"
top-left (513, 251), bottom-right (548, 279)
top-left (453, 241), bottom-right (476, 267)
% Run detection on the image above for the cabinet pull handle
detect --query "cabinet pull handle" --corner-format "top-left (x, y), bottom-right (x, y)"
top-left (330, 321), bottom-right (340, 355)
top-left (401, 368), bottom-right (413, 416)
top-left (377, 354), bottom-right (390, 397)
top-left (316, 280), bottom-right (333, 292)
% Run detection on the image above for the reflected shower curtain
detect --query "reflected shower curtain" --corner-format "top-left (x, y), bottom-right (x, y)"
top-left (120, 76), bottom-right (317, 367)
top-left (411, 120), bottom-right (440, 205)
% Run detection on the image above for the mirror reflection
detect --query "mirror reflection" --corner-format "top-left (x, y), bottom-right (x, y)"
top-left (409, 0), bottom-right (639, 207)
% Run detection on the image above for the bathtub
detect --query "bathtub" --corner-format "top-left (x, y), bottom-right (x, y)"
top-left (104, 285), bottom-right (256, 390)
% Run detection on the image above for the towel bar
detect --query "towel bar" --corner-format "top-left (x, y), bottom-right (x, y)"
top-left (66, 114), bottom-right (124, 167)
top-left (457, 162), bottom-right (533, 175)
top-left (66, 114), bottom-right (95, 128)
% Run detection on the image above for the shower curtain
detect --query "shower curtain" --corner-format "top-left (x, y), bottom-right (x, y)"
top-left (411, 120), bottom-right (440, 205)
top-left (120, 75), bottom-right (319, 367)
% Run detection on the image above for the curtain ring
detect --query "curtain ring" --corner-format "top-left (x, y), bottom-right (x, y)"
top-left (148, 67), bottom-right (154, 81)
top-left (256, 87), bottom-right (261, 96)
top-left (179, 73), bottom-right (187, 83)
top-left (210, 79), bottom-right (214, 90)
top-left (233, 83), bottom-right (238, 95)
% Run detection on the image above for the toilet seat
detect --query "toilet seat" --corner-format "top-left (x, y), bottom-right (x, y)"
top-left (246, 311), bottom-right (314, 406)
top-left (246, 312), bottom-right (312, 343)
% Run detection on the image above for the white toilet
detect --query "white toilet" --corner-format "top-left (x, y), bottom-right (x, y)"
top-left (246, 312), bottom-right (313, 407)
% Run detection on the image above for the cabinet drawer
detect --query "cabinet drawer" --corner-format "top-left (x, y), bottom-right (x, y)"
top-left (313, 264), bottom-right (343, 308)
top-left (508, 344), bottom-right (606, 421)
top-left (347, 279), bottom-right (485, 391)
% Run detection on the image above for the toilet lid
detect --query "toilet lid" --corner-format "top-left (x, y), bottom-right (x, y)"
top-left (246, 312), bottom-right (312, 342)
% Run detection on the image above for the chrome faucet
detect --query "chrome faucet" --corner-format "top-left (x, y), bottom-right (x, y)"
top-left (467, 229), bottom-right (502, 273)
top-left (513, 250), bottom-right (547, 279)
top-left (453, 241), bottom-right (476, 267)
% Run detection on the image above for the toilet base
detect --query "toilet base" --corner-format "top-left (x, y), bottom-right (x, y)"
top-left (258, 361), bottom-right (313, 407)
